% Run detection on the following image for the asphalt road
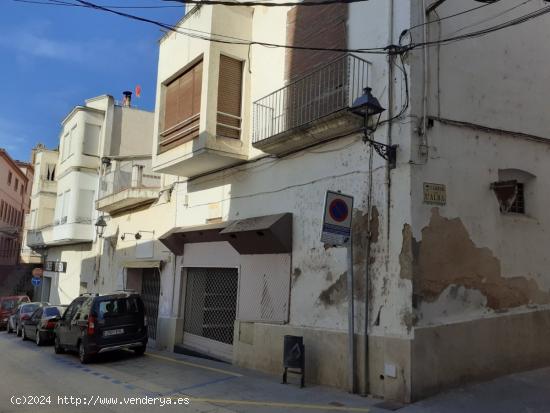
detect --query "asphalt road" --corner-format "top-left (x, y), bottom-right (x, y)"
top-left (2, 329), bottom-right (549, 413)
top-left (0, 330), bottom-right (375, 413)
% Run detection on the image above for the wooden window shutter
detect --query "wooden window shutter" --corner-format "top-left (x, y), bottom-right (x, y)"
top-left (164, 78), bottom-right (180, 131)
top-left (160, 59), bottom-right (203, 151)
top-left (217, 55), bottom-right (243, 139)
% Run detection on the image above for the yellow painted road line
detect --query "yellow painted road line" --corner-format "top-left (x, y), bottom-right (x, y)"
top-left (145, 352), bottom-right (243, 377)
top-left (175, 397), bottom-right (370, 412)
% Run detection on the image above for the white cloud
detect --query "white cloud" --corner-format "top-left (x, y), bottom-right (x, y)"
top-left (0, 20), bottom-right (119, 63)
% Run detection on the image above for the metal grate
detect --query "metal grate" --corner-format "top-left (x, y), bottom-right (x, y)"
top-left (509, 183), bottom-right (525, 214)
top-left (141, 268), bottom-right (161, 340)
top-left (253, 54), bottom-right (371, 143)
top-left (184, 268), bottom-right (238, 345)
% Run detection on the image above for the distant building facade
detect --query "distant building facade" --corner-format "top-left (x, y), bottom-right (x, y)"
top-left (0, 148), bottom-right (33, 295)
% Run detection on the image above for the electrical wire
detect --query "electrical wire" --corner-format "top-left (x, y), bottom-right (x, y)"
top-left (12, 0), bottom-right (184, 8)
top-left (405, 4), bottom-right (550, 51)
top-left (406, 0), bottom-right (496, 33)
top-left (16, 0), bottom-right (550, 57)
top-left (444, 0), bottom-right (534, 36)
top-left (69, 0), bottom-right (388, 54)
top-left (164, 0), bottom-right (370, 6)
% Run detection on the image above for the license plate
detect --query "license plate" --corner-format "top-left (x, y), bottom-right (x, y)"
top-left (103, 328), bottom-right (124, 337)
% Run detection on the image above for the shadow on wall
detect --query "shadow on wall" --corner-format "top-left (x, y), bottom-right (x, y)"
top-left (0, 264), bottom-right (36, 298)
top-left (285, 2), bottom-right (348, 82)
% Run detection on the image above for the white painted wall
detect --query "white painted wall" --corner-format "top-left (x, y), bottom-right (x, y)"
top-left (407, 0), bottom-right (550, 326)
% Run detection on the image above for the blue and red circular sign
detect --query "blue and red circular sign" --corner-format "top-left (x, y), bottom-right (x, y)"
top-left (329, 199), bottom-right (349, 222)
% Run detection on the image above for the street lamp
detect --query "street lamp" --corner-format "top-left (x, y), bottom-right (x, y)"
top-left (95, 215), bottom-right (107, 238)
top-left (351, 87), bottom-right (398, 169)
top-left (351, 87), bottom-right (385, 133)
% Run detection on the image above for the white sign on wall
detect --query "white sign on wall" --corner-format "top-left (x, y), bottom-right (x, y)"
top-left (321, 190), bottom-right (354, 246)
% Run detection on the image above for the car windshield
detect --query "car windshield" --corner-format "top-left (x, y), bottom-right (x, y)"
top-left (21, 304), bottom-right (39, 314)
top-left (44, 307), bottom-right (63, 317)
top-left (96, 297), bottom-right (141, 320)
top-left (1, 300), bottom-right (16, 310)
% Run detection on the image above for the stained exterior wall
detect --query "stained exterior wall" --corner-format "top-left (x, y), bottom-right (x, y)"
top-left (404, 0), bottom-right (550, 400)
top-left (151, 0), bottom-right (415, 400)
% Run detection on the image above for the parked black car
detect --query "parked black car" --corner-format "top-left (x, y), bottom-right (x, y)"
top-left (22, 305), bottom-right (68, 345)
top-left (54, 292), bottom-right (148, 364)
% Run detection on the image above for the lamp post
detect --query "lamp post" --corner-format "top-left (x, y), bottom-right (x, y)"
top-left (93, 215), bottom-right (107, 290)
top-left (351, 87), bottom-right (398, 169)
top-left (95, 215), bottom-right (107, 238)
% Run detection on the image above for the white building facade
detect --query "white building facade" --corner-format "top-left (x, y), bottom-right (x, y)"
top-left (24, 0), bottom-right (550, 403)
top-left (145, 0), bottom-right (550, 403)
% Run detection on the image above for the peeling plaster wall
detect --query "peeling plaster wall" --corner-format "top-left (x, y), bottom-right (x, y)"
top-left (405, 0), bottom-right (550, 327)
top-left (409, 124), bottom-right (550, 326)
top-left (175, 137), bottom-right (398, 335)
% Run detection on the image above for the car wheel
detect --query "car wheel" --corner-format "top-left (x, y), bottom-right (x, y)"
top-left (134, 346), bottom-right (146, 356)
top-left (54, 335), bottom-right (64, 354)
top-left (35, 331), bottom-right (42, 346)
top-left (79, 342), bottom-right (91, 364)
top-left (16, 325), bottom-right (21, 337)
top-left (21, 327), bottom-right (27, 341)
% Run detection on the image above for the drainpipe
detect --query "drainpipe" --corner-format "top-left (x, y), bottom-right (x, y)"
top-left (420, 0), bottom-right (429, 155)
top-left (367, 0), bottom-right (394, 396)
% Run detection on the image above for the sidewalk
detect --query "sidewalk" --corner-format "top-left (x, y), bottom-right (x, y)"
top-left (144, 348), bottom-right (378, 412)
top-left (400, 367), bottom-right (550, 413)
top-left (146, 348), bottom-right (550, 412)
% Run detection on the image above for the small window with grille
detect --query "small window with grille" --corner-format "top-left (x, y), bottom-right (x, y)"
top-left (491, 180), bottom-right (526, 215)
top-left (508, 183), bottom-right (525, 214)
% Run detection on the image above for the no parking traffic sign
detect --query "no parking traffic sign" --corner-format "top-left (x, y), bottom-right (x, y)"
top-left (321, 191), bottom-right (354, 246)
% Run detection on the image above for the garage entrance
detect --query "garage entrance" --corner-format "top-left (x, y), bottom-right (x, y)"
top-left (126, 267), bottom-right (160, 340)
top-left (182, 267), bottom-right (238, 361)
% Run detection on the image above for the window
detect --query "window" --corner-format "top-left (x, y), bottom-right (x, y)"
top-left (14, 178), bottom-right (18, 191)
top-left (62, 127), bottom-right (75, 161)
top-left (76, 189), bottom-right (95, 223)
top-left (7, 171), bottom-right (12, 185)
top-left (160, 59), bottom-right (203, 151)
top-left (83, 124), bottom-right (101, 156)
top-left (62, 133), bottom-right (70, 160)
top-left (46, 164), bottom-right (56, 181)
top-left (0, 201), bottom-right (4, 221)
top-left (217, 55), bottom-right (243, 140)
top-left (509, 183), bottom-right (525, 214)
top-left (55, 193), bottom-right (63, 222)
top-left (20, 185), bottom-right (24, 195)
top-left (61, 190), bottom-right (71, 223)
top-left (491, 170), bottom-right (534, 215)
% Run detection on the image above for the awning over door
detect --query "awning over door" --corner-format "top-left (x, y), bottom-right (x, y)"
top-left (159, 213), bottom-right (292, 255)
top-left (124, 260), bottom-right (162, 269)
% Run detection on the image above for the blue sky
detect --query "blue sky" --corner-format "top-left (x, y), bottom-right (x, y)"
top-left (0, 1), bottom-right (184, 162)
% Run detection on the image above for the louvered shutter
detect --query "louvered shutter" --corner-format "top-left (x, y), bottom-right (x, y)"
top-left (160, 60), bottom-right (203, 151)
top-left (164, 78), bottom-right (180, 130)
top-left (217, 55), bottom-right (243, 139)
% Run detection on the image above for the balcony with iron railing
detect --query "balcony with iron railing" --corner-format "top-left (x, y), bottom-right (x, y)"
top-left (253, 54), bottom-right (371, 155)
top-left (97, 158), bottom-right (162, 214)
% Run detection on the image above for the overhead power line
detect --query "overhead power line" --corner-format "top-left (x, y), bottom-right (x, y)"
top-left (15, 0), bottom-right (550, 57)
top-left (163, 0), bottom-right (369, 6)
top-left (405, 4), bottom-right (550, 51)
top-left (12, 0), bottom-right (185, 8)
top-left (71, 0), bottom-right (389, 54)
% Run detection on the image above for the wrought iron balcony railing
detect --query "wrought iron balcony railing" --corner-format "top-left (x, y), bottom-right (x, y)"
top-left (253, 54), bottom-right (371, 144)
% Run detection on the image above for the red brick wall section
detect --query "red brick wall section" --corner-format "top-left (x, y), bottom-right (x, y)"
top-left (285, 3), bottom-right (348, 82)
